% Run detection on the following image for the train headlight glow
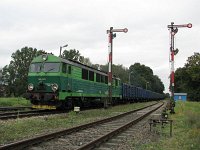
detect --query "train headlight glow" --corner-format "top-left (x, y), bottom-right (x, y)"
top-left (28, 83), bottom-right (34, 91)
top-left (51, 83), bottom-right (58, 92)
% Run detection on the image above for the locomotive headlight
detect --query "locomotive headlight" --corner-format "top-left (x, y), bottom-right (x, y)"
top-left (42, 54), bottom-right (48, 61)
top-left (51, 83), bottom-right (58, 92)
top-left (28, 83), bottom-right (34, 91)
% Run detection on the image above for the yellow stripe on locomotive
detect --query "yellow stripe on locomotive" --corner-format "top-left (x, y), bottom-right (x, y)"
top-left (32, 105), bottom-right (56, 110)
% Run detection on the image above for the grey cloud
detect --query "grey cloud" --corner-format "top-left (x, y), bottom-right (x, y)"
top-left (0, 0), bottom-right (199, 93)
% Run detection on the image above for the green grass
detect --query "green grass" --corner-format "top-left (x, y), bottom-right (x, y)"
top-left (138, 101), bottom-right (200, 150)
top-left (0, 101), bottom-right (156, 145)
top-left (0, 97), bottom-right (31, 107)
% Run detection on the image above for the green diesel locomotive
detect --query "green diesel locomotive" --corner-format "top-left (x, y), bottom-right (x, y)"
top-left (25, 54), bottom-right (164, 109)
top-left (25, 54), bottom-right (121, 109)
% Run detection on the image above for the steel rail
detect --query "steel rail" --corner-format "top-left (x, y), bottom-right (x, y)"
top-left (0, 109), bottom-right (46, 116)
top-left (0, 106), bottom-right (32, 111)
top-left (78, 102), bottom-right (163, 150)
top-left (0, 110), bottom-right (64, 120)
top-left (0, 102), bottom-right (160, 150)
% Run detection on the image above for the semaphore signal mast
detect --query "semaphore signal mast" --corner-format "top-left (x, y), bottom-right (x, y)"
top-left (167, 22), bottom-right (192, 113)
top-left (106, 27), bottom-right (128, 108)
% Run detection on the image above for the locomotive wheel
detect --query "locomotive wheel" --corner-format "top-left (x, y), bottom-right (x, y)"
top-left (65, 98), bottom-right (74, 110)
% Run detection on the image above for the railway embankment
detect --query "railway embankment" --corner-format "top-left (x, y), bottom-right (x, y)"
top-left (0, 100), bottom-right (199, 150)
top-left (133, 101), bottom-right (200, 150)
top-left (0, 101), bottom-right (156, 145)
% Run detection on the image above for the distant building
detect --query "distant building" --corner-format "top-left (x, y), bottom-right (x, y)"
top-left (174, 93), bottom-right (187, 101)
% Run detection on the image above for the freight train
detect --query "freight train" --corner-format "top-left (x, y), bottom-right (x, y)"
top-left (24, 54), bottom-right (164, 109)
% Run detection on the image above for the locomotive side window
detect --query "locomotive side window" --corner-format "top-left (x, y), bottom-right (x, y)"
top-left (29, 63), bottom-right (42, 72)
top-left (62, 63), bottom-right (67, 73)
top-left (44, 63), bottom-right (60, 72)
top-left (105, 76), bottom-right (108, 84)
top-left (96, 73), bottom-right (100, 82)
top-left (68, 65), bottom-right (71, 74)
top-left (82, 69), bottom-right (88, 80)
top-left (118, 79), bottom-right (121, 85)
top-left (115, 79), bottom-right (118, 86)
top-left (89, 71), bottom-right (94, 81)
top-left (101, 75), bottom-right (105, 83)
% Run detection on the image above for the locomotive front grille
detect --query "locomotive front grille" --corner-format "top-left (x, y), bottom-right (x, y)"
top-left (37, 81), bottom-right (46, 91)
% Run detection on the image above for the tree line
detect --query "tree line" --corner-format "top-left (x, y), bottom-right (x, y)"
top-left (175, 52), bottom-right (200, 101)
top-left (0, 46), bottom-right (165, 97)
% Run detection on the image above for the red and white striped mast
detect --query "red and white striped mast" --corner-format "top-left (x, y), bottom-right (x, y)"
top-left (106, 27), bottom-right (128, 108)
top-left (167, 22), bottom-right (192, 113)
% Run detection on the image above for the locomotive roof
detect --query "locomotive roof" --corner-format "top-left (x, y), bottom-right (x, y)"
top-left (31, 54), bottom-right (120, 80)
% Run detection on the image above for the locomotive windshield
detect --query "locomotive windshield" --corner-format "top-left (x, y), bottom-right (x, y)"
top-left (29, 63), bottom-right (42, 72)
top-left (43, 63), bottom-right (60, 72)
top-left (29, 62), bottom-right (60, 72)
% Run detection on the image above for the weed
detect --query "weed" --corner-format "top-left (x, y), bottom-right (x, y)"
top-left (136, 101), bottom-right (200, 150)
top-left (0, 97), bottom-right (31, 106)
top-left (0, 101), bottom-right (155, 145)
top-left (185, 110), bottom-right (200, 129)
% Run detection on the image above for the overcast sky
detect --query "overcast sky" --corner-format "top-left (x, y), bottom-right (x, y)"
top-left (0, 0), bottom-right (199, 93)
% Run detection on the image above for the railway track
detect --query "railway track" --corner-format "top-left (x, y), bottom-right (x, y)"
top-left (0, 106), bottom-right (32, 111)
top-left (0, 102), bottom-right (165, 150)
top-left (0, 109), bottom-right (65, 120)
top-left (95, 102), bottom-right (166, 150)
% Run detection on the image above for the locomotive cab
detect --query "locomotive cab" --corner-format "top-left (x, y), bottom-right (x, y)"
top-left (25, 54), bottom-right (66, 109)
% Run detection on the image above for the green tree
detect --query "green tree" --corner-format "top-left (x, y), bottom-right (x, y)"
top-left (175, 52), bottom-right (200, 101)
top-left (0, 69), bottom-right (5, 96)
top-left (99, 64), bottom-right (129, 83)
top-left (152, 75), bottom-right (164, 93)
top-left (100, 62), bottom-right (164, 93)
top-left (129, 63), bottom-right (164, 93)
top-left (62, 49), bottom-right (92, 66)
top-left (81, 57), bottom-right (93, 66)
top-left (174, 67), bottom-right (189, 92)
top-left (2, 47), bottom-right (45, 96)
top-left (164, 93), bottom-right (170, 98)
top-left (62, 49), bottom-right (81, 61)
top-left (129, 63), bottom-right (154, 88)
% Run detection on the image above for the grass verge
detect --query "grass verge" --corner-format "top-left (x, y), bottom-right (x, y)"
top-left (0, 101), bottom-right (156, 145)
top-left (0, 97), bottom-right (31, 107)
top-left (137, 101), bottom-right (200, 150)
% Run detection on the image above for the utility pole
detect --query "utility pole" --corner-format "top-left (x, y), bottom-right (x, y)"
top-left (146, 82), bottom-right (149, 90)
top-left (105, 27), bottom-right (128, 108)
top-left (167, 22), bottom-right (192, 113)
top-left (129, 71), bottom-right (133, 85)
top-left (59, 44), bottom-right (68, 57)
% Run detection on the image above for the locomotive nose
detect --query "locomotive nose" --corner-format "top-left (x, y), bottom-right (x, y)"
top-left (37, 81), bottom-right (46, 90)
top-left (38, 81), bottom-right (44, 85)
